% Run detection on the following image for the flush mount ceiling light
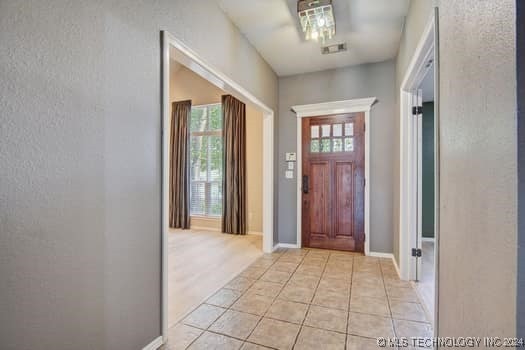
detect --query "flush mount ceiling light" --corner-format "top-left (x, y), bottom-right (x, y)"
top-left (297, 0), bottom-right (336, 44)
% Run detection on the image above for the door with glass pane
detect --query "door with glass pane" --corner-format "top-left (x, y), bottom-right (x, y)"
top-left (301, 113), bottom-right (365, 252)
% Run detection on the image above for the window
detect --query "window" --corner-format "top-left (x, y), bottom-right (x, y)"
top-left (189, 104), bottom-right (223, 216)
top-left (310, 122), bottom-right (354, 153)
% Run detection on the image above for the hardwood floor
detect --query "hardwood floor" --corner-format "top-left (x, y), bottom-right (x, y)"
top-left (167, 228), bottom-right (263, 328)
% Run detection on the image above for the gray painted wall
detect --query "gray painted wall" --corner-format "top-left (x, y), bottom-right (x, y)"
top-left (277, 61), bottom-right (396, 253)
top-left (438, 0), bottom-right (517, 337)
top-left (0, 1), bottom-right (277, 349)
top-left (422, 102), bottom-right (435, 238)
top-left (393, 0), bottom-right (435, 265)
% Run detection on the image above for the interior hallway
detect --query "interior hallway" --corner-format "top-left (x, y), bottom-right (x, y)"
top-left (167, 229), bottom-right (263, 327)
top-left (164, 248), bottom-right (432, 350)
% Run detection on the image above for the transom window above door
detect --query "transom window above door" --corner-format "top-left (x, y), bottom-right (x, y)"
top-left (189, 104), bottom-right (223, 217)
top-left (310, 122), bottom-right (354, 153)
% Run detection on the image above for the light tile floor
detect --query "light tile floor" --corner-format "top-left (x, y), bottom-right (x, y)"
top-left (163, 248), bottom-right (433, 350)
top-left (413, 241), bottom-right (435, 323)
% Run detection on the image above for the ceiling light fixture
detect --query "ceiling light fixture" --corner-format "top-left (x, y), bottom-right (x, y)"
top-left (297, 0), bottom-right (336, 44)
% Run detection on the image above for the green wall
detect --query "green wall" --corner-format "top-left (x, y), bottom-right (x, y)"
top-left (422, 102), bottom-right (435, 238)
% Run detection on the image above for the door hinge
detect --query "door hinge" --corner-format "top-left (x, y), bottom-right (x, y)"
top-left (412, 106), bottom-right (423, 115)
top-left (411, 248), bottom-right (422, 257)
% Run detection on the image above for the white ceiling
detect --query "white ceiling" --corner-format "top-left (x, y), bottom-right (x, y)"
top-left (217, 0), bottom-right (410, 76)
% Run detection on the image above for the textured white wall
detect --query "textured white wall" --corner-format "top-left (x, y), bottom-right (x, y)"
top-left (438, 0), bottom-right (517, 337)
top-left (0, 1), bottom-right (277, 349)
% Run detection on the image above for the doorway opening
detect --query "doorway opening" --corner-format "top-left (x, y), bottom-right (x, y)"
top-left (292, 98), bottom-right (376, 255)
top-left (412, 58), bottom-right (436, 321)
top-left (161, 31), bottom-right (275, 341)
top-left (398, 9), bottom-right (439, 329)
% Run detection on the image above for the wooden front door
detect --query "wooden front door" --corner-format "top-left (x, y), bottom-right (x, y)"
top-left (301, 113), bottom-right (365, 252)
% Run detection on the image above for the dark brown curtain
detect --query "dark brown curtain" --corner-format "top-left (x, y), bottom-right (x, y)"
top-left (222, 95), bottom-right (247, 234)
top-left (169, 100), bottom-right (191, 229)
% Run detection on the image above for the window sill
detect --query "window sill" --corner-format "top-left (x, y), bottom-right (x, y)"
top-left (191, 215), bottom-right (221, 221)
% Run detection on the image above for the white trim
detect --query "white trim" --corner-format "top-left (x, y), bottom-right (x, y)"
top-left (416, 89), bottom-right (423, 279)
top-left (192, 102), bottom-right (221, 108)
top-left (368, 251), bottom-right (394, 259)
top-left (292, 98), bottom-right (376, 255)
top-left (273, 243), bottom-right (300, 251)
top-left (161, 31), bottom-right (275, 343)
top-left (142, 336), bottom-right (163, 350)
top-left (432, 7), bottom-right (441, 336)
top-left (398, 8), bottom-right (440, 336)
top-left (296, 112), bottom-right (302, 248)
top-left (262, 114), bottom-right (274, 254)
top-left (291, 98), bottom-right (376, 117)
top-left (399, 14), bottom-right (436, 281)
top-left (421, 237), bottom-right (435, 243)
top-left (161, 31), bottom-right (170, 346)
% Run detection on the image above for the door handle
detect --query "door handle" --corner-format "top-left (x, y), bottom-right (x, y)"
top-left (302, 175), bottom-right (309, 194)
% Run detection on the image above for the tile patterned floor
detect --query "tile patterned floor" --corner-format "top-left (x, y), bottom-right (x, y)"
top-left (163, 248), bottom-right (433, 350)
top-left (413, 241), bottom-right (435, 323)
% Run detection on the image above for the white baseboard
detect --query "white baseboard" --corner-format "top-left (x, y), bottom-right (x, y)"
top-left (278, 243), bottom-right (300, 248)
top-left (143, 336), bottom-right (163, 350)
top-left (421, 237), bottom-right (435, 242)
top-left (368, 251), bottom-right (393, 259)
top-left (272, 243), bottom-right (300, 251)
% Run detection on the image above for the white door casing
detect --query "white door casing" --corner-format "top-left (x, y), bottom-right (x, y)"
top-left (292, 97), bottom-right (376, 256)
